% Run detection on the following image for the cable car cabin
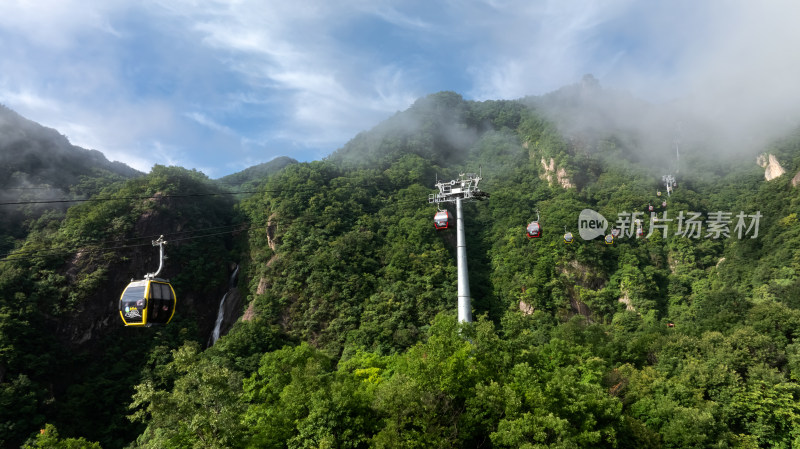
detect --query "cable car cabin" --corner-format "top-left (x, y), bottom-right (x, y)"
top-left (563, 231), bottom-right (574, 244)
top-left (119, 279), bottom-right (176, 326)
top-left (433, 210), bottom-right (453, 230)
top-left (648, 204), bottom-right (654, 212)
top-left (661, 201), bottom-right (667, 208)
top-left (526, 222), bottom-right (541, 238)
top-left (604, 234), bottom-right (614, 244)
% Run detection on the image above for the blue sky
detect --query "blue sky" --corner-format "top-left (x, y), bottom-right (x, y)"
top-left (1, 1), bottom-right (799, 178)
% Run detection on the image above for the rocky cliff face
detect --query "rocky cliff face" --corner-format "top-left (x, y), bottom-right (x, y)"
top-left (792, 171), bottom-right (800, 187)
top-left (757, 153), bottom-right (786, 181)
top-left (56, 242), bottom-right (232, 351)
top-left (266, 213), bottom-right (279, 251)
top-left (53, 197), bottom-right (235, 351)
top-left (540, 157), bottom-right (575, 189)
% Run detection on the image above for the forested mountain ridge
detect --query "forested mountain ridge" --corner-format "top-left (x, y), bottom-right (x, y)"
top-left (3, 83), bottom-right (800, 448)
top-left (0, 105), bottom-right (141, 189)
top-left (0, 104), bottom-right (143, 253)
top-left (216, 156), bottom-right (299, 189)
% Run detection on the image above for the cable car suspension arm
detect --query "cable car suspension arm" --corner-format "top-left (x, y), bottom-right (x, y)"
top-left (145, 235), bottom-right (167, 280)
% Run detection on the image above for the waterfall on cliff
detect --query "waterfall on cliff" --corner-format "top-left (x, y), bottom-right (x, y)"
top-left (210, 264), bottom-right (239, 346)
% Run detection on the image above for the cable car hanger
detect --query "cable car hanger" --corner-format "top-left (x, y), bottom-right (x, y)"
top-left (146, 236), bottom-right (167, 280)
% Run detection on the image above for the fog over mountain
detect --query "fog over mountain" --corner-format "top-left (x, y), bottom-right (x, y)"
top-left (0, 104), bottom-right (141, 247)
top-left (596, 1), bottom-right (800, 160)
top-left (0, 105), bottom-right (140, 189)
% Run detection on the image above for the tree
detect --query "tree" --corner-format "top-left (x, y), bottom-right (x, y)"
top-left (22, 424), bottom-right (102, 449)
top-left (129, 343), bottom-right (245, 449)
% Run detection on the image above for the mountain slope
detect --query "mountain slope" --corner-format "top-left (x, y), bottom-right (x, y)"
top-left (216, 156), bottom-right (298, 188)
top-left (0, 105), bottom-right (143, 251)
top-left (0, 105), bottom-right (141, 190)
top-left (4, 83), bottom-right (800, 448)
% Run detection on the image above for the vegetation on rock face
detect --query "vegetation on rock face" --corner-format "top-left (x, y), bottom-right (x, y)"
top-left (1, 165), bottom-right (237, 447)
top-left (3, 85), bottom-right (800, 447)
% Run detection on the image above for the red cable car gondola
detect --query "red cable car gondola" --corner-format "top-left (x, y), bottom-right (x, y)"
top-left (526, 210), bottom-right (542, 238)
top-left (433, 209), bottom-right (453, 230)
top-left (636, 220), bottom-right (644, 238)
top-left (526, 221), bottom-right (541, 238)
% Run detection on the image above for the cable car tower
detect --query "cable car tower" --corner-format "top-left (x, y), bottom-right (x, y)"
top-left (428, 171), bottom-right (489, 323)
top-left (673, 121), bottom-right (682, 174)
top-left (662, 174), bottom-right (676, 196)
top-left (658, 122), bottom-right (681, 199)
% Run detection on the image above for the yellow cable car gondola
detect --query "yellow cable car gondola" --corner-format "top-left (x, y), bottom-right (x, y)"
top-left (119, 236), bottom-right (177, 327)
top-left (563, 226), bottom-right (574, 244)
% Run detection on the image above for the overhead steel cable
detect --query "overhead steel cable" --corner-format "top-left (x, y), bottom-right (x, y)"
top-left (0, 221), bottom-right (252, 262)
top-left (0, 184), bottom-right (466, 263)
top-left (0, 213), bottom-right (341, 263)
top-left (0, 223), bottom-right (252, 262)
top-left (0, 177), bottom-right (440, 207)
top-left (0, 201), bottom-right (436, 263)
top-left (0, 190), bottom-right (263, 206)
top-left (0, 222), bottom-right (248, 260)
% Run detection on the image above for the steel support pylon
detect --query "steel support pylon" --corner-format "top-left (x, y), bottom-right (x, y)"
top-left (428, 171), bottom-right (487, 324)
top-left (456, 197), bottom-right (472, 323)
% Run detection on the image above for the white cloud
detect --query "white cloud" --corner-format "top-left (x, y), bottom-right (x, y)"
top-left (2, 0), bottom-right (800, 178)
top-left (185, 112), bottom-right (236, 135)
top-left (169, 1), bottom-right (422, 141)
top-left (0, 88), bottom-right (62, 114)
top-left (0, 0), bottom-right (128, 48)
top-left (454, 0), bottom-right (631, 99)
top-left (0, 0), bottom-right (428, 175)
top-left (361, 3), bottom-right (431, 30)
